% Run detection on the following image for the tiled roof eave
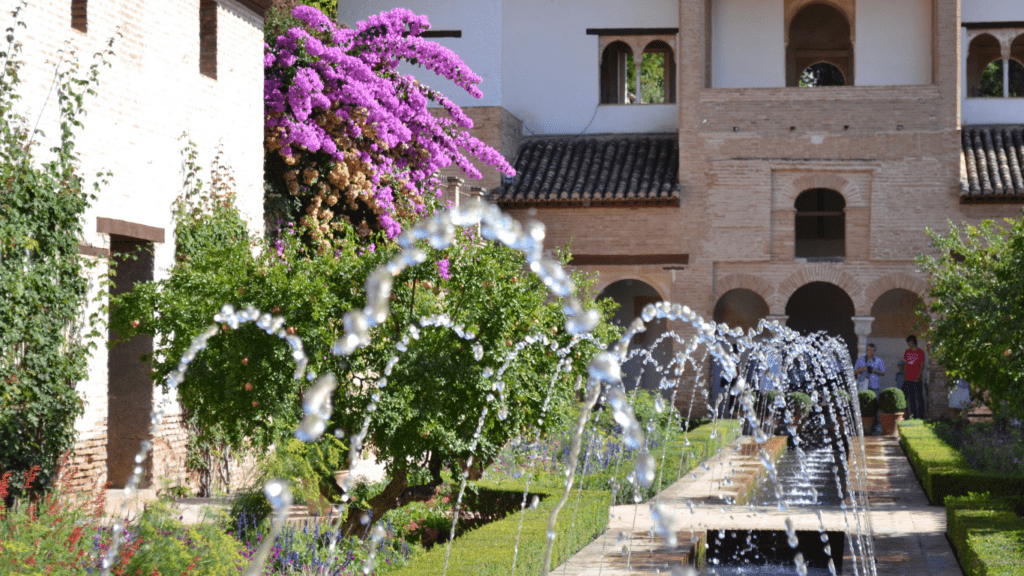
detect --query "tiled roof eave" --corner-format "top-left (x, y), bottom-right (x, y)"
top-left (496, 196), bottom-right (680, 209)
top-left (961, 125), bottom-right (1024, 203)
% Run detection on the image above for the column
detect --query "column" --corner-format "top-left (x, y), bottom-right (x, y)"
top-left (633, 52), bottom-right (642, 104)
top-left (1003, 44), bottom-right (1011, 98)
top-left (852, 316), bottom-right (875, 360)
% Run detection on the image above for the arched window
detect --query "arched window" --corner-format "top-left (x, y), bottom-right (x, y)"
top-left (786, 3), bottom-right (853, 87)
top-left (794, 188), bottom-right (845, 259)
top-left (600, 42), bottom-right (632, 104)
top-left (967, 34), bottom-right (1003, 97)
top-left (632, 40), bottom-right (676, 104)
top-left (600, 37), bottom-right (676, 105)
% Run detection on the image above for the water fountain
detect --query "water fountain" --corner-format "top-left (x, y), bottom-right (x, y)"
top-left (98, 199), bottom-right (878, 576)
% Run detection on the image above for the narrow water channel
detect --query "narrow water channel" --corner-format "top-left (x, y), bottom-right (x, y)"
top-left (750, 445), bottom-right (846, 508)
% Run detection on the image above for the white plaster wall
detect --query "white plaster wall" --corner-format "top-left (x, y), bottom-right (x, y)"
top-left (501, 0), bottom-right (679, 135)
top-left (855, 0), bottom-right (932, 86)
top-left (963, 0), bottom-right (1024, 23)
top-left (710, 0), bottom-right (785, 88)
top-left (0, 0), bottom-right (265, 434)
top-left (337, 0), bottom-right (503, 109)
top-left (962, 98), bottom-right (1024, 124)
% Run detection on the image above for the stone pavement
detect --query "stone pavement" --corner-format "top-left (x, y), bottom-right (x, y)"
top-left (554, 435), bottom-right (962, 575)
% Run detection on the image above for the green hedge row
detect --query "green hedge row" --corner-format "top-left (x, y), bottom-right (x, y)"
top-left (393, 421), bottom-right (742, 575)
top-left (898, 420), bottom-right (1024, 505)
top-left (393, 481), bottom-right (609, 576)
top-left (946, 493), bottom-right (1024, 576)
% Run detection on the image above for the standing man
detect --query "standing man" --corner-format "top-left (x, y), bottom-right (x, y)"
top-left (903, 335), bottom-right (926, 419)
top-left (854, 343), bottom-right (886, 394)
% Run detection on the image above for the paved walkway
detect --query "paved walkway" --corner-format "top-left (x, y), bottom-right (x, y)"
top-left (554, 435), bottom-right (962, 575)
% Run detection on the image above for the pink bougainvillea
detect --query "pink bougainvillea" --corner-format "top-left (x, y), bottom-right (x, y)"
top-left (264, 6), bottom-right (514, 250)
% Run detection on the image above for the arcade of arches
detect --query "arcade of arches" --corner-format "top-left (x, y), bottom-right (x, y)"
top-left (598, 278), bottom-right (925, 415)
top-left (711, 284), bottom-right (923, 375)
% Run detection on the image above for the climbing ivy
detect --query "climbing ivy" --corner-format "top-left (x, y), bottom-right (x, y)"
top-left (0, 4), bottom-right (114, 499)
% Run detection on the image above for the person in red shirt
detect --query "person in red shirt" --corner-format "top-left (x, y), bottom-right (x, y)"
top-left (903, 335), bottom-right (927, 419)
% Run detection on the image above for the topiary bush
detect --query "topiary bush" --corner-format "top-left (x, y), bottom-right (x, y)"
top-left (879, 388), bottom-right (907, 413)
top-left (858, 390), bottom-right (878, 418)
top-left (946, 492), bottom-right (1024, 576)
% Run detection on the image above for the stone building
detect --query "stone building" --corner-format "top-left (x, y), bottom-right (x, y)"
top-left (341, 0), bottom-right (1024, 419)
top-left (2, 0), bottom-right (268, 492)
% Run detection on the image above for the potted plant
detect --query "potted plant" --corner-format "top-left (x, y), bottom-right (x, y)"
top-left (858, 390), bottom-right (878, 435)
top-left (878, 388), bottom-right (907, 436)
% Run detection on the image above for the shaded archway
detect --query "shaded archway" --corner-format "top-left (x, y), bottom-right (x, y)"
top-left (785, 281), bottom-right (856, 361)
top-left (787, 3), bottom-right (853, 87)
top-left (713, 288), bottom-right (769, 333)
top-left (869, 288), bottom-right (925, 389)
top-left (600, 41), bottom-right (633, 104)
top-left (598, 279), bottom-right (669, 392)
top-left (967, 34), bottom-right (1002, 97)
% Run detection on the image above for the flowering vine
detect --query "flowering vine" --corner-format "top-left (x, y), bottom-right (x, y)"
top-left (264, 6), bottom-right (514, 252)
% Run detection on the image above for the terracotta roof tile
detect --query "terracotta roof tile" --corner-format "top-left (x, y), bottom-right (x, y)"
top-left (961, 126), bottom-right (1024, 203)
top-left (495, 135), bottom-right (680, 207)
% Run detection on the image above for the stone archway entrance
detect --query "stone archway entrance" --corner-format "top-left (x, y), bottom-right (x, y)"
top-left (785, 281), bottom-right (857, 361)
top-left (598, 279), bottom-right (669, 393)
top-left (870, 288), bottom-right (925, 391)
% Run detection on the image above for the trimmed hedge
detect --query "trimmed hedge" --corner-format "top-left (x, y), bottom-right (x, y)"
top-left (946, 493), bottom-right (1024, 576)
top-left (393, 421), bottom-right (742, 575)
top-left (898, 420), bottom-right (1024, 505)
top-left (393, 481), bottom-right (608, 576)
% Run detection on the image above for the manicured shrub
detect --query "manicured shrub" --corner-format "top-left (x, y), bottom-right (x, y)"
top-left (898, 421), bottom-right (1024, 505)
top-left (392, 482), bottom-right (608, 576)
top-left (946, 492), bottom-right (1024, 576)
top-left (879, 387), bottom-right (906, 413)
top-left (858, 390), bottom-right (878, 418)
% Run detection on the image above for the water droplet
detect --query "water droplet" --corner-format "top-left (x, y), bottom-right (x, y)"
top-left (473, 343), bottom-right (484, 361)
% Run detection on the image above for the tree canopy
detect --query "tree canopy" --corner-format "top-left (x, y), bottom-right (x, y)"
top-left (917, 212), bottom-right (1024, 421)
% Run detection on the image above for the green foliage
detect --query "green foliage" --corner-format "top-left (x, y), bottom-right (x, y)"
top-left (978, 60), bottom-right (1024, 98)
top-left (858, 390), bottom-right (878, 417)
top-left (879, 387), bottom-right (906, 413)
top-left (111, 158), bottom-right (619, 501)
top-left (392, 482), bottom-right (608, 576)
top-left (946, 492), bottom-right (1024, 576)
top-left (593, 390), bottom-right (676, 436)
top-left (0, 6), bottom-right (113, 498)
top-left (787, 391), bottom-right (812, 410)
top-left (126, 501), bottom-right (245, 576)
top-left (898, 420), bottom-right (1024, 505)
top-left (917, 213), bottom-right (1024, 422)
top-left (626, 51), bottom-right (667, 103)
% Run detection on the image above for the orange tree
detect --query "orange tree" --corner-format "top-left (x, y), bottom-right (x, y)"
top-left (917, 212), bottom-right (1024, 423)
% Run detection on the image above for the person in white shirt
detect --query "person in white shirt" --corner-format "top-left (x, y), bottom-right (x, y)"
top-left (854, 343), bottom-right (886, 394)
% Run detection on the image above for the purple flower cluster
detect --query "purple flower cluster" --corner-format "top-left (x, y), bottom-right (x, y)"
top-left (264, 6), bottom-right (515, 242)
top-left (436, 258), bottom-right (451, 280)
